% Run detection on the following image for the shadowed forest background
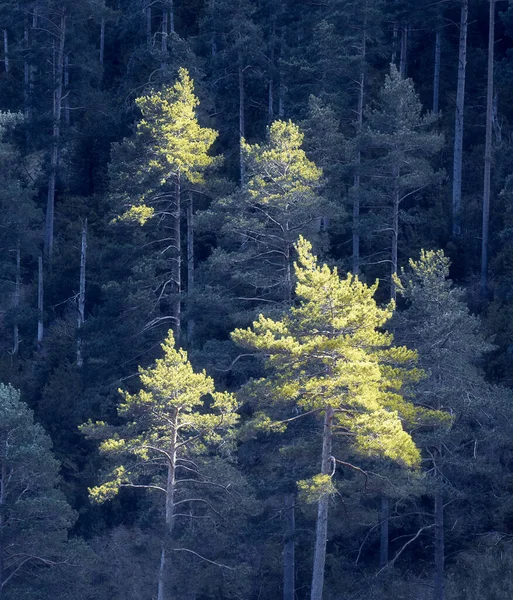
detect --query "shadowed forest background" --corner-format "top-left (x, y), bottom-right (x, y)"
top-left (2, 0), bottom-right (513, 599)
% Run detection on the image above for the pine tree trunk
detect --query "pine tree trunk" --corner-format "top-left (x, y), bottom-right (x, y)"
top-left (238, 49), bottom-right (246, 186)
top-left (380, 495), bottom-right (389, 568)
top-left (37, 255), bottom-right (44, 345)
top-left (187, 193), bottom-right (194, 342)
top-left (77, 220), bottom-right (87, 367)
top-left (100, 16), bottom-right (105, 64)
top-left (352, 3), bottom-right (367, 276)
top-left (392, 23), bottom-right (398, 65)
top-left (169, 0), bottom-right (174, 34)
top-left (390, 170), bottom-right (400, 301)
top-left (157, 409), bottom-right (178, 600)
top-left (0, 462), bottom-right (6, 597)
top-left (481, 0), bottom-right (495, 300)
top-left (13, 240), bottom-right (20, 355)
top-left (283, 493), bottom-right (295, 600)
top-left (44, 11), bottom-right (66, 259)
top-left (452, 0), bottom-right (468, 237)
top-left (433, 489), bottom-right (445, 600)
top-left (268, 15), bottom-right (276, 122)
top-left (161, 8), bottom-right (168, 68)
top-left (433, 27), bottom-right (442, 115)
top-left (3, 30), bottom-right (9, 73)
top-left (173, 179), bottom-right (181, 341)
top-left (64, 54), bottom-right (70, 126)
top-left (310, 405), bottom-right (334, 600)
top-left (399, 23), bottom-right (408, 78)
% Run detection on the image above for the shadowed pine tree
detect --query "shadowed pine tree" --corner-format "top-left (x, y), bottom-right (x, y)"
top-left (232, 237), bottom-right (433, 600)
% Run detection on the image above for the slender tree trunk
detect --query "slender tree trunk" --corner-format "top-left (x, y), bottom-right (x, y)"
top-left (3, 30), bottom-right (9, 73)
top-left (37, 255), bottom-right (44, 345)
top-left (173, 179), bottom-right (182, 341)
top-left (187, 193), bottom-right (194, 342)
top-left (268, 15), bottom-right (276, 122)
top-left (433, 489), bottom-right (445, 600)
top-left (169, 0), bottom-right (174, 34)
top-left (481, 0), bottom-right (495, 300)
top-left (77, 220), bottom-right (87, 367)
top-left (157, 409), bottom-right (178, 600)
top-left (238, 49), bottom-right (246, 186)
top-left (433, 26), bottom-right (442, 115)
top-left (278, 77), bottom-right (285, 117)
top-left (44, 11), bottom-right (66, 259)
top-left (0, 462), bottom-right (6, 596)
top-left (380, 496), bottom-right (389, 568)
top-left (310, 405), bottom-right (334, 600)
top-left (352, 2), bottom-right (368, 276)
top-left (64, 54), bottom-right (70, 126)
top-left (100, 16), bottom-right (105, 64)
top-left (24, 24), bottom-right (30, 137)
top-left (392, 23), bottom-right (398, 65)
top-left (146, 5), bottom-right (152, 45)
top-left (283, 493), bottom-right (295, 600)
top-left (390, 171), bottom-right (400, 301)
top-left (13, 240), bottom-right (21, 355)
top-left (399, 23), bottom-right (408, 78)
top-left (161, 8), bottom-right (168, 68)
top-left (452, 0), bottom-right (468, 237)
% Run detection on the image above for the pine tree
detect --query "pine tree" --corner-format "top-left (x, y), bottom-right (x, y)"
top-left (82, 330), bottom-right (239, 600)
top-left (232, 237), bottom-right (427, 600)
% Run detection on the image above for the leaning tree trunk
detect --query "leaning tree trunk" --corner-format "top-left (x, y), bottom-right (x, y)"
top-left (310, 405), bottom-right (334, 600)
top-left (187, 192), bottom-right (194, 342)
top-left (44, 10), bottom-right (66, 259)
top-left (452, 0), bottom-right (468, 237)
top-left (283, 493), bottom-right (295, 600)
top-left (481, 0), bottom-right (495, 300)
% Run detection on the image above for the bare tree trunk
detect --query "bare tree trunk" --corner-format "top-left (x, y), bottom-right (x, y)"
top-left (283, 493), bottom-right (295, 600)
top-left (238, 49), bottom-right (246, 186)
top-left (278, 77), bottom-right (285, 117)
top-left (433, 489), bottom-right (445, 600)
top-left (390, 171), bottom-right (400, 301)
top-left (146, 5), bottom-right (152, 45)
top-left (379, 496), bottom-right (390, 568)
top-left (399, 23), bottom-right (408, 78)
top-left (37, 255), bottom-right (44, 345)
top-left (63, 54), bottom-right (70, 126)
top-left (268, 15), bottom-right (276, 122)
top-left (310, 405), bottom-right (334, 600)
top-left (169, 0), bottom-right (174, 34)
top-left (392, 23), bottom-right (398, 65)
top-left (3, 30), bottom-right (9, 73)
top-left (352, 2), bottom-right (368, 276)
top-left (187, 193), bottom-right (194, 342)
top-left (452, 0), bottom-right (468, 237)
top-left (0, 462), bottom-right (6, 596)
top-left (157, 410), bottom-right (178, 600)
top-left (481, 0), bottom-right (495, 300)
top-left (433, 26), bottom-right (442, 115)
top-left (100, 16), bottom-right (105, 64)
top-left (13, 240), bottom-right (21, 355)
top-left (160, 8), bottom-right (168, 68)
top-left (173, 179), bottom-right (181, 342)
top-left (77, 220), bottom-right (87, 367)
top-left (44, 11), bottom-right (66, 259)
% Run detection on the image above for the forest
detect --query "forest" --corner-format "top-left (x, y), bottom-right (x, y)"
top-left (2, 0), bottom-right (513, 598)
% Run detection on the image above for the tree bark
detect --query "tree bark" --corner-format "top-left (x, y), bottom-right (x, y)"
top-left (283, 493), bottom-right (295, 600)
top-left (3, 30), bottom-right (9, 73)
top-left (433, 26), bottom-right (442, 115)
top-left (238, 49), bottom-right (246, 186)
top-left (310, 405), bottom-right (334, 600)
top-left (390, 169), bottom-right (400, 301)
top-left (352, 1), bottom-right (368, 276)
top-left (380, 496), bottom-right (389, 568)
top-left (44, 11), bottom-right (66, 259)
top-left (399, 23), bottom-right (408, 78)
top-left (63, 54), bottom-right (70, 126)
top-left (481, 0), bottom-right (495, 300)
top-left (169, 0), bottom-right (175, 34)
top-left (0, 462), bottom-right (6, 596)
top-left (13, 240), bottom-right (20, 355)
top-left (452, 0), bottom-right (468, 237)
top-left (37, 255), bottom-right (44, 345)
top-left (433, 489), bottom-right (445, 600)
top-left (100, 16), bottom-right (105, 64)
top-left (161, 8), bottom-right (168, 68)
top-left (77, 220), bottom-right (87, 367)
top-left (187, 193), bottom-right (194, 342)
top-left (173, 179), bottom-right (181, 341)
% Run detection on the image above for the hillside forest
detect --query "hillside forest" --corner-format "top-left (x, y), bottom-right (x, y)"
top-left (2, 0), bottom-right (513, 599)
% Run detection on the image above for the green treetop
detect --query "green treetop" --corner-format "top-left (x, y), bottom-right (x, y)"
top-left (231, 237), bottom-right (427, 600)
